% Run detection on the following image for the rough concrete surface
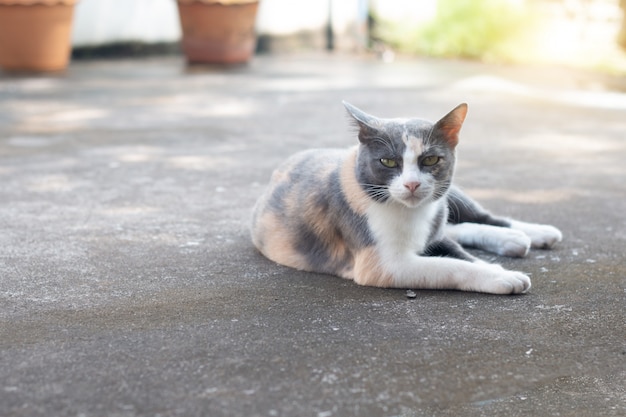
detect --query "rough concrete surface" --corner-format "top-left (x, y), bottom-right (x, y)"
top-left (0, 55), bottom-right (625, 417)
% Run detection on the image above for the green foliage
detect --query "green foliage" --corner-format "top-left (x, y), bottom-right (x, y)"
top-left (375, 0), bottom-right (533, 62)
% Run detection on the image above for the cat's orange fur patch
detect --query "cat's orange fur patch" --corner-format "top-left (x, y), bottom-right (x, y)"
top-left (304, 194), bottom-right (339, 245)
top-left (339, 146), bottom-right (370, 216)
top-left (403, 133), bottom-right (424, 156)
top-left (254, 211), bottom-right (308, 271)
top-left (352, 246), bottom-right (393, 287)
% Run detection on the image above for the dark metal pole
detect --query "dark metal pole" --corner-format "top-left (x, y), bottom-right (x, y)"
top-left (326, 0), bottom-right (334, 51)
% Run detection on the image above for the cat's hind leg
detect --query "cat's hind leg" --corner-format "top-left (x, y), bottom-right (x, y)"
top-left (447, 185), bottom-right (562, 252)
top-left (446, 223), bottom-right (531, 258)
top-left (447, 185), bottom-right (510, 227)
top-left (508, 220), bottom-right (563, 249)
top-left (423, 236), bottom-right (482, 261)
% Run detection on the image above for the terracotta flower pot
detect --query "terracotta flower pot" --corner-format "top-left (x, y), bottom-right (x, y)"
top-left (177, 0), bottom-right (259, 64)
top-left (0, 0), bottom-right (77, 72)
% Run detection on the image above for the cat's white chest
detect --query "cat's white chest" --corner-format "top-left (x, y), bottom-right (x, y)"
top-left (367, 201), bottom-right (440, 257)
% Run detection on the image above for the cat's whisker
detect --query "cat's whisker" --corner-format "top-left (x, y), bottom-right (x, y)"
top-left (358, 182), bottom-right (390, 202)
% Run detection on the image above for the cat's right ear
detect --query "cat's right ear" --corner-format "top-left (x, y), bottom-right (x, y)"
top-left (343, 101), bottom-right (381, 143)
top-left (433, 103), bottom-right (468, 148)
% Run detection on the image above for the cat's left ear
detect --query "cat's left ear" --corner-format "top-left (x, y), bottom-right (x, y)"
top-left (434, 103), bottom-right (468, 148)
top-left (342, 101), bottom-right (380, 130)
top-left (342, 101), bottom-right (382, 141)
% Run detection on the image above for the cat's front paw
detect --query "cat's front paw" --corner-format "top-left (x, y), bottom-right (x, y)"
top-left (468, 265), bottom-right (531, 295)
top-left (493, 270), bottom-right (531, 294)
top-left (495, 229), bottom-right (531, 258)
top-left (510, 221), bottom-right (562, 249)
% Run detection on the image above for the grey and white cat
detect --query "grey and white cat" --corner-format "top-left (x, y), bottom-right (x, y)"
top-left (251, 102), bottom-right (562, 294)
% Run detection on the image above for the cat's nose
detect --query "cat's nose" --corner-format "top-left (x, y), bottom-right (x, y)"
top-left (404, 182), bottom-right (421, 193)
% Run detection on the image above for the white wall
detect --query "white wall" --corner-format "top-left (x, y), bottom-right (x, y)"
top-left (256, 0), bottom-right (328, 36)
top-left (72, 0), bottom-right (366, 48)
top-left (72, 0), bottom-right (181, 46)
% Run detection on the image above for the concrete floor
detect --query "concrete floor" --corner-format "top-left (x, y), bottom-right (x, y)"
top-left (0, 55), bottom-right (625, 417)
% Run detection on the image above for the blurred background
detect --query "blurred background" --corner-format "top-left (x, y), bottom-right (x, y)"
top-left (67, 0), bottom-right (626, 74)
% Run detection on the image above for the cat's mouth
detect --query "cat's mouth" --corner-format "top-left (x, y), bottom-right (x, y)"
top-left (398, 193), bottom-right (427, 208)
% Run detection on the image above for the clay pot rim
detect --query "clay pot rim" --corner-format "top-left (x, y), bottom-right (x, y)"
top-left (177, 0), bottom-right (258, 5)
top-left (0, 0), bottom-right (78, 5)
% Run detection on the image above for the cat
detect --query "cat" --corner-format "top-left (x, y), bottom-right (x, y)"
top-left (250, 102), bottom-right (562, 295)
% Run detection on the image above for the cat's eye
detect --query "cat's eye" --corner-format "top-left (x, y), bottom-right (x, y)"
top-left (421, 156), bottom-right (440, 167)
top-left (380, 158), bottom-right (398, 168)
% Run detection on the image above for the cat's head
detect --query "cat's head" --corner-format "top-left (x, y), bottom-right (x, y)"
top-left (344, 101), bottom-right (467, 209)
